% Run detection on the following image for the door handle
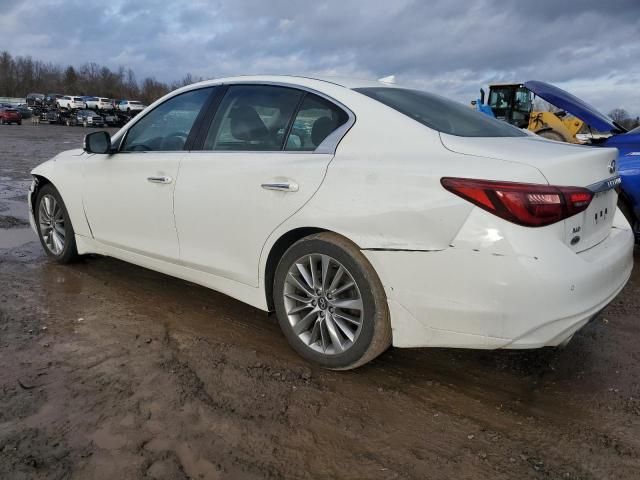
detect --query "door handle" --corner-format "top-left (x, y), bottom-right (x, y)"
top-left (147, 176), bottom-right (172, 184)
top-left (261, 182), bottom-right (299, 192)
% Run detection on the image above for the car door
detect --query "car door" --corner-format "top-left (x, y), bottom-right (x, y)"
top-left (174, 84), bottom-right (351, 286)
top-left (82, 87), bottom-right (215, 262)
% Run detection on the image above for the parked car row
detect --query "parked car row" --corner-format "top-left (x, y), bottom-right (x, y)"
top-left (26, 92), bottom-right (147, 113)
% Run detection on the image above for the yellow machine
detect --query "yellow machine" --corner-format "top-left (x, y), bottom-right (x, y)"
top-left (476, 83), bottom-right (584, 143)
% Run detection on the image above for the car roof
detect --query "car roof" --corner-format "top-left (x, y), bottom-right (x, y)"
top-left (187, 74), bottom-right (400, 91)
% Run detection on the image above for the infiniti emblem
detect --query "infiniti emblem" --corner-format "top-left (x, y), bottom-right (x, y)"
top-left (609, 159), bottom-right (616, 174)
top-left (318, 297), bottom-right (328, 310)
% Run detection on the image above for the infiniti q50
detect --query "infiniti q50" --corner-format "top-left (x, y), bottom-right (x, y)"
top-left (28, 75), bottom-right (634, 369)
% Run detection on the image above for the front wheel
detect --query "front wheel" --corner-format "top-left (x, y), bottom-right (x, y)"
top-left (35, 184), bottom-right (78, 263)
top-left (273, 232), bottom-right (391, 370)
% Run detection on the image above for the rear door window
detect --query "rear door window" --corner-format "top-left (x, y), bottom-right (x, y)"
top-left (202, 85), bottom-right (303, 151)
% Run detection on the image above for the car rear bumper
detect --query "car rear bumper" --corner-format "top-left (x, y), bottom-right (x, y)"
top-left (364, 210), bottom-right (634, 349)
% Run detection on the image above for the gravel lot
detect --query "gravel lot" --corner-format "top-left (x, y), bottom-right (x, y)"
top-left (1, 122), bottom-right (639, 479)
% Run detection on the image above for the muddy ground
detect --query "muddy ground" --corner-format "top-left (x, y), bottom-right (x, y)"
top-left (0, 122), bottom-right (638, 480)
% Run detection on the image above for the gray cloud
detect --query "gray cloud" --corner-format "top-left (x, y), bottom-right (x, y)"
top-left (1, 0), bottom-right (639, 114)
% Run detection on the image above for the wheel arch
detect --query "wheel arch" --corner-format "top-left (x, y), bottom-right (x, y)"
top-left (263, 226), bottom-right (340, 311)
top-left (29, 174), bottom-right (53, 218)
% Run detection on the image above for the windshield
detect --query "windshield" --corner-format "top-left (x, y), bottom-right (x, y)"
top-left (355, 87), bottom-right (526, 137)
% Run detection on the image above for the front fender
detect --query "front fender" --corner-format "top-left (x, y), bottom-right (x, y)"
top-left (30, 150), bottom-right (92, 237)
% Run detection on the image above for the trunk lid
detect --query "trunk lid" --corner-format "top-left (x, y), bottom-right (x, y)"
top-left (440, 133), bottom-right (620, 252)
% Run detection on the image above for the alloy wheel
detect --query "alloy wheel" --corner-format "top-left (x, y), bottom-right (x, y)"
top-left (283, 254), bottom-right (363, 355)
top-left (38, 194), bottom-right (66, 255)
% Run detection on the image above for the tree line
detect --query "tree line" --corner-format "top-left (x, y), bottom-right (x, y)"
top-left (0, 50), bottom-right (203, 105)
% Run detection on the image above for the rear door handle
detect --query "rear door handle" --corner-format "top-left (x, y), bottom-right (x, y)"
top-left (261, 182), bottom-right (299, 192)
top-left (147, 176), bottom-right (172, 184)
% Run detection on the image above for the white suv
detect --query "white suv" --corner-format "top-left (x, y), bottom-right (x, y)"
top-left (85, 97), bottom-right (114, 111)
top-left (56, 96), bottom-right (86, 110)
top-left (117, 100), bottom-right (145, 113)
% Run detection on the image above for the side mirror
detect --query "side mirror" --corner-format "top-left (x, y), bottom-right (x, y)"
top-left (83, 131), bottom-right (111, 154)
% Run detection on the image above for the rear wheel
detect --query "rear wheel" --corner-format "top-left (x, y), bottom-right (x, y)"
top-left (35, 184), bottom-right (78, 263)
top-left (536, 129), bottom-right (567, 142)
top-left (273, 232), bottom-right (391, 370)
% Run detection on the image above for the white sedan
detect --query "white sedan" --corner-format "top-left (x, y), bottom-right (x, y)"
top-left (28, 75), bottom-right (634, 369)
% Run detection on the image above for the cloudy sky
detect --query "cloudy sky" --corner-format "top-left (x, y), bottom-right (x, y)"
top-left (1, 0), bottom-right (639, 115)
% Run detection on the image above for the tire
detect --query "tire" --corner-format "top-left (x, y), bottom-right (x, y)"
top-left (273, 232), bottom-right (392, 370)
top-left (17, 121), bottom-right (21, 125)
top-left (35, 184), bottom-right (79, 264)
top-left (537, 129), bottom-right (567, 142)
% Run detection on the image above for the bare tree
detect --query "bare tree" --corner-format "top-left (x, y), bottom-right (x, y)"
top-left (0, 49), bottom-right (193, 104)
top-left (608, 108), bottom-right (629, 124)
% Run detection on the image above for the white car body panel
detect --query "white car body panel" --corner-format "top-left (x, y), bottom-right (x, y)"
top-left (117, 101), bottom-right (145, 112)
top-left (85, 98), bottom-right (114, 110)
top-left (29, 74), bottom-right (635, 351)
top-left (174, 151), bottom-right (334, 286)
top-left (82, 152), bottom-right (182, 261)
top-left (57, 96), bottom-right (86, 110)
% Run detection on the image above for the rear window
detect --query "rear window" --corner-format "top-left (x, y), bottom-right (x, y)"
top-left (355, 87), bottom-right (526, 138)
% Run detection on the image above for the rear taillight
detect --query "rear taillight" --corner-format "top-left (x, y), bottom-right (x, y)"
top-left (441, 177), bottom-right (593, 227)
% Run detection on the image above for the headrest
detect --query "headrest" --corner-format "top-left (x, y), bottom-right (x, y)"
top-left (230, 105), bottom-right (268, 141)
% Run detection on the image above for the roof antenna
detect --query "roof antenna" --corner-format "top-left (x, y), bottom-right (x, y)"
top-left (378, 75), bottom-right (396, 84)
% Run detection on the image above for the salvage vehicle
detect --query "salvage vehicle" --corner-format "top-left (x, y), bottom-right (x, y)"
top-left (85, 97), bottom-right (114, 111)
top-left (102, 112), bottom-right (120, 126)
top-left (56, 95), bottom-right (86, 110)
top-left (0, 106), bottom-right (22, 124)
top-left (27, 75), bottom-right (634, 369)
top-left (26, 93), bottom-right (45, 107)
top-left (117, 100), bottom-right (145, 113)
top-left (473, 82), bottom-right (584, 143)
top-left (15, 104), bottom-right (32, 119)
top-left (44, 93), bottom-right (64, 107)
top-left (67, 109), bottom-right (104, 127)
